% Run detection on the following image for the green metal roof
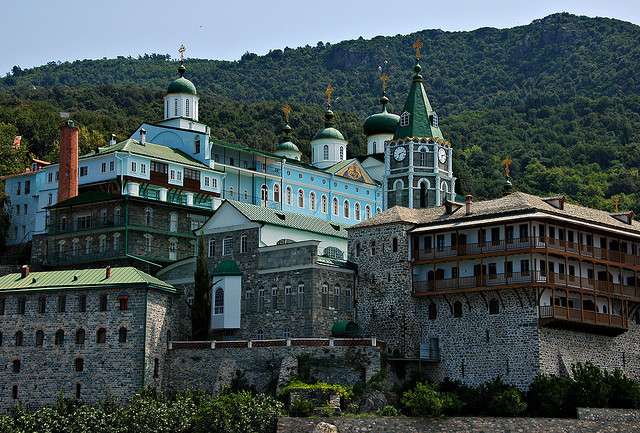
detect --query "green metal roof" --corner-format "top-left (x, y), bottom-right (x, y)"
top-left (167, 76), bottom-right (197, 95)
top-left (363, 108), bottom-right (399, 136)
top-left (312, 127), bottom-right (345, 141)
top-left (276, 141), bottom-right (301, 153)
top-left (0, 267), bottom-right (175, 293)
top-left (48, 191), bottom-right (119, 209)
top-left (225, 200), bottom-right (349, 238)
top-left (331, 320), bottom-right (360, 337)
top-left (212, 260), bottom-right (242, 276)
top-left (394, 62), bottom-right (443, 140)
top-left (89, 138), bottom-right (210, 170)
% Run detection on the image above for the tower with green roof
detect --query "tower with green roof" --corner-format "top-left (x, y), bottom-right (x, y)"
top-left (273, 104), bottom-right (302, 161)
top-left (311, 84), bottom-right (348, 169)
top-left (363, 73), bottom-right (400, 155)
top-left (164, 45), bottom-right (200, 121)
top-left (383, 39), bottom-right (456, 209)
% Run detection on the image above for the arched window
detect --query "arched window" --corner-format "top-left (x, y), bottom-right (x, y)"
top-left (365, 205), bottom-right (371, 219)
top-left (334, 286), bottom-right (341, 308)
top-left (419, 147), bottom-right (427, 166)
top-left (256, 329), bottom-right (264, 340)
top-left (174, 98), bottom-right (178, 117)
top-left (144, 208), bottom-right (153, 226)
top-left (343, 200), bottom-right (350, 218)
top-left (185, 98), bottom-right (190, 117)
top-left (96, 328), bottom-right (107, 344)
top-left (440, 181), bottom-right (449, 204)
top-left (260, 185), bottom-right (268, 204)
top-left (55, 329), bottom-right (64, 346)
top-left (286, 186), bottom-right (292, 205)
top-left (393, 179), bottom-right (404, 206)
top-left (12, 360), bottom-right (20, 373)
top-left (298, 283), bottom-right (305, 308)
top-left (144, 234), bottom-right (153, 253)
top-left (323, 145), bottom-right (329, 160)
top-left (72, 238), bottom-right (79, 256)
top-left (194, 135), bottom-right (200, 153)
top-left (273, 184), bottom-right (280, 203)
top-left (321, 195), bottom-right (328, 213)
top-left (355, 242), bottom-right (361, 257)
top-left (15, 331), bottom-right (23, 346)
top-left (333, 198), bottom-right (339, 216)
top-left (339, 146), bottom-right (344, 160)
top-left (298, 189), bottom-right (304, 208)
top-left (169, 212), bottom-right (178, 232)
top-left (119, 327), bottom-right (127, 343)
top-left (321, 283), bottom-right (329, 308)
top-left (76, 328), bottom-right (85, 345)
top-left (35, 330), bottom-right (44, 347)
top-left (99, 235), bottom-right (107, 253)
top-left (400, 111), bottom-right (410, 127)
top-left (84, 237), bottom-right (92, 255)
top-left (428, 303), bottom-right (437, 320)
top-left (169, 238), bottom-right (178, 260)
top-left (214, 288), bottom-right (224, 314)
top-left (489, 299), bottom-right (500, 315)
top-left (354, 202), bottom-right (361, 221)
top-left (310, 192), bottom-right (316, 211)
top-left (370, 240), bottom-right (376, 255)
top-left (113, 233), bottom-right (120, 252)
top-left (453, 301), bottom-right (463, 318)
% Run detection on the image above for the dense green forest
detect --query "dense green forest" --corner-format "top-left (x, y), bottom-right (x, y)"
top-left (1, 12), bottom-right (639, 214)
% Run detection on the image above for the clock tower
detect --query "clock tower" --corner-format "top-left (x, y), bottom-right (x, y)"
top-left (383, 40), bottom-right (456, 209)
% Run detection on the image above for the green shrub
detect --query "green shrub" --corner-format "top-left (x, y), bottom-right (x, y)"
top-left (278, 380), bottom-right (353, 400)
top-left (488, 388), bottom-right (527, 416)
top-left (527, 374), bottom-right (574, 417)
top-left (376, 405), bottom-right (400, 416)
top-left (441, 392), bottom-right (465, 416)
top-left (401, 382), bottom-right (444, 417)
top-left (606, 369), bottom-right (640, 409)
top-left (572, 362), bottom-right (610, 408)
top-left (288, 399), bottom-right (315, 417)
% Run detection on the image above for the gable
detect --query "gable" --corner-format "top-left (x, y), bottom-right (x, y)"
top-left (200, 202), bottom-right (258, 234)
top-left (332, 159), bottom-right (376, 185)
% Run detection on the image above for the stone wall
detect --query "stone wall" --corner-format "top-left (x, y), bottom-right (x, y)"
top-left (417, 289), bottom-right (540, 389)
top-left (165, 340), bottom-right (382, 396)
top-left (539, 321), bottom-right (640, 380)
top-left (348, 222), bottom-right (418, 357)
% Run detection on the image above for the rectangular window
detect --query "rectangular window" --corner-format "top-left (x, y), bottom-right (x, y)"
top-left (99, 294), bottom-right (108, 312)
top-left (177, 171), bottom-right (182, 181)
top-left (184, 168), bottom-right (200, 180)
top-left (240, 235), bottom-right (248, 253)
top-left (119, 296), bottom-right (128, 311)
top-left (488, 263), bottom-right (497, 278)
top-left (208, 239), bottom-right (215, 257)
top-left (24, 180), bottom-right (30, 194)
top-left (204, 176), bottom-right (210, 187)
top-left (222, 237), bottom-right (233, 256)
top-left (436, 234), bottom-right (445, 251)
top-left (48, 172), bottom-right (53, 182)
top-left (131, 162), bottom-right (137, 172)
top-left (521, 259), bottom-right (530, 275)
top-left (343, 288), bottom-right (351, 310)
top-left (212, 178), bottom-right (218, 188)
top-left (58, 295), bottom-right (66, 313)
top-left (80, 166), bottom-right (88, 176)
top-left (153, 358), bottom-right (159, 378)
top-left (491, 227), bottom-right (500, 245)
top-left (170, 170), bottom-right (175, 180)
top-left (451, 267), bottom-right (459, 279)
top-left (505, 261), bottom-right (513, 277)
top-left (151, 161), bottom-right (168, 174)
top-left (38, 296), bottom-right (46, 314)
top-left (506, 226), bottom-right (514, 242)
top-left (0, 298), bottom-right (4, 315)
top-left (17, 297), bottom-right (25, 315)
top-left (271, 287), bottom-right (278, 310)
top-left (519, 224), bottom-right (529, 240)
top-left (78, 295), bottom-right (87, 312)
top-left (16, 182), bottom-right (20, 195)
top-left (101, 162), bottom-right (106, 173)
top-left (141, 164), bottom-right (146, 174)
top-left (285, 285), bottom-right (292, 309)
top-left (110, 161), bottom-right (115, 171)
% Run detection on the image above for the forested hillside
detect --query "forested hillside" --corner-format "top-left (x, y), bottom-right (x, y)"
top-left (1, 12), bottom-right (639, 213)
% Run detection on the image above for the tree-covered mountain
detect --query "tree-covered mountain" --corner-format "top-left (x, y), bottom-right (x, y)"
top-left (1, 12), bottom-right (639, 214)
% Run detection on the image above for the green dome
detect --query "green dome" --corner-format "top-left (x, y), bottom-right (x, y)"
top-left (276, 141), bottom-right (300, 152)
top-left (363, 108), bottom-right (400, 136)
top-left (313, 127), bottom-right (344, 141)
top-left (167, 76), bottom-right (197, 95)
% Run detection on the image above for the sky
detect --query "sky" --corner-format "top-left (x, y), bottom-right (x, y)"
top-left (1, 0), bottom-right (639, 75)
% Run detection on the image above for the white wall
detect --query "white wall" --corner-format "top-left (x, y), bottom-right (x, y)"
top-left (211, 275), bottom-right (242, 330)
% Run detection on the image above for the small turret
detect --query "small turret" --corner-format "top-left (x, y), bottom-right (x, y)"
top-left (311, 84), bottom-right (348, 169)
top-left (363, 73), bottom-right (399, 154)
top-left (273, 104), bottom-right (302, 161)
top-left (164, 44), bottom-right (199, 121)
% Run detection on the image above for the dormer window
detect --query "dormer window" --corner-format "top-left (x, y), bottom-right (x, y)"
top-left (543, 196), bottom-right (565, 210)
top-left (432, 112), bottom-right (439, 127)
top-left (400, 111), bottom-right (410, 127)
top-left (194, 136), bottom-right (201, 154)
top-left (610, 212), bottom-right (635, 225)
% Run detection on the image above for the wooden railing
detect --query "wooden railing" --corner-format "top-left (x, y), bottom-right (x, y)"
top-left (413, 271), bottom-right (640, 298)
top-left (414, 236), bottom-right (640, 267)
top-left (539, 305), bottom-right (627, 331)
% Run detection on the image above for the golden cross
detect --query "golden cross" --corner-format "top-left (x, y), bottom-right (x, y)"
top-left (282, 104), bottom-right (292, 123)
top-left (178, 44), bottom-right (186, 62)
top-left (502, 157), bottom-right (512, 178)
top-left (612, 196), bottom-right (621, 212)
top-left (325, 83), bottom-right (334, 106)
top-left (413, 38), bottom-right (424, 60)
top-left (380, 73), bottom-right (390, 92)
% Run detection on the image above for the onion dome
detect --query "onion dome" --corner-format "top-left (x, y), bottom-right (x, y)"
top-left (313, 109), bottom-right (344, 141)
top-left (167, 63), bottom-right (197, 95)
top-left (363, 95), bottom-right (400, 136)
top-left (274, 123), bottom-right (302, 161)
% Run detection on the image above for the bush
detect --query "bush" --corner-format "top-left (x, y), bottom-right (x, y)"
top-left (607, 369), bottom-right (640, 409)
top-left (527, 374), bottom-right (574, 417)
top-left (440, 392), bottom-right (465, 416)
top-left (376, 405), bottom-right (400, 416)
top-left (288, 399), bottom-right (314, 417)
top-left (401, 382), bottom-right (444, 417)
top-left (572, 362), bottom-right (611, 408)
top-left (488, 389), bottom-right (527, 417)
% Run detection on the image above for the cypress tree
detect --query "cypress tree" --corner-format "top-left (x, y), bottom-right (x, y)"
top-left (192, 234), bottom-right (211, 340)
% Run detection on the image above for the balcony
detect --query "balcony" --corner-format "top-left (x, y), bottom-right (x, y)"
top-left (539, 305), bottom-right (628, 335)
top-left (48, 220), bottom-right (124, 236)
top-left (412, 271), bottom-right (640, 298)
top-left (413, 236), bottom-right (640, 268)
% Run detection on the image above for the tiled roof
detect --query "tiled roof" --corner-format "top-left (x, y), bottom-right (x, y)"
top-left (0, 267), bottom-right (175, 293)
top-left (88, 139), bottom-right (210, 170)
top-left (351, 192), bottom-right (640, 234)
top-left (226, 200), bottom-right (348, 239)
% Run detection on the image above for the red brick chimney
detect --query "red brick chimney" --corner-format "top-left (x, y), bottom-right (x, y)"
top-left (20, 265), bottom-right (30, 279)
top-left (58, 120), bottom-right (79, 202)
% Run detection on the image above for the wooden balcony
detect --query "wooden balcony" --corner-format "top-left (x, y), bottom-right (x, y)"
top-left (539, 305), bottom-right (628, 335)
top-left (413, 236), bottom-right (640, 268)
top-left (412, 271), bottom-right (640, 298)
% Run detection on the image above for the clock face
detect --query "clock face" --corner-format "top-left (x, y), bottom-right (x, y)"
top-left (438, 147), bottom-right (448, 164)
top-left (393, 146), bottom-right (407, 162)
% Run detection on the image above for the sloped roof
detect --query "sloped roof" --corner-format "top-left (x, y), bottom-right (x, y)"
top-left (87, 138), bottom-right (210, 170)
top-left (351, 192), bottom-right (640, 235)
top-left (324, 159), bottom-right (376, 185)
top-left (0, 267), bottom-right (175, 293)
top-left (212, 260), bottom-right (242, 276)
top-left (225, 200), bottom-right (348, 239)
top-left (48, 191), bottom-right (119, 209)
